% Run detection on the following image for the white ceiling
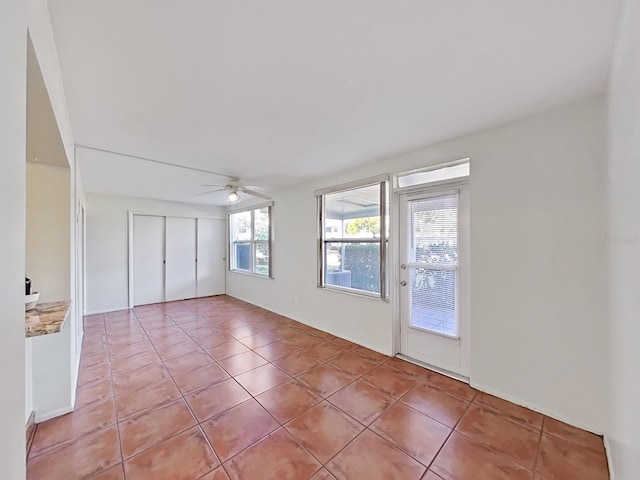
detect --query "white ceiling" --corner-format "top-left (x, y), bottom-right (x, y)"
top-left (49, 0), bottom-right (620, 206)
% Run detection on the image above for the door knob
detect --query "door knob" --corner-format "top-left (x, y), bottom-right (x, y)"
top-left (400, 264), bottom-right (407, 270)
top-left (400, 281), bottom-right (407, 286)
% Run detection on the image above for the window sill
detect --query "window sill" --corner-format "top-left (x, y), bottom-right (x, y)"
top-left (319, 285), bottom-right (389, 302)
top-left (229, 269), bottom-right (273, 280)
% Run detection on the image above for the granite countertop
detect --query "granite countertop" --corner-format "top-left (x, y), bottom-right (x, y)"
top-left (25, 301), bottom-right (72, 338)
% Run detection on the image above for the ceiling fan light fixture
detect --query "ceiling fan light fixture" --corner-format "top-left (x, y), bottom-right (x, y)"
top-left (227, 191), bottom-right (239, 203)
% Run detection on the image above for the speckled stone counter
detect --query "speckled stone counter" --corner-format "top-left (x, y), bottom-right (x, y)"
top-left (25, 301), bottom-right (71, 337)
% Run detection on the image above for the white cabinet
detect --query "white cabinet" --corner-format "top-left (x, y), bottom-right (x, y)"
top-left (131, 215), bottom-right (224, 306)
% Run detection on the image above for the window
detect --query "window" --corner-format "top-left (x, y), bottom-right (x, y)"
top-left (229, 205), bottom-right (272, 277)
top-left (316, 175), bottom-right (388, 298)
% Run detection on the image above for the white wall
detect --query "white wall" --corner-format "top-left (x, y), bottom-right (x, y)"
top-left (85, 193), bottom-right (225, 313)
top-left (606, 0), bottom-right (640, 477)
top-left (26, 0), bottom-right (85, 427)
top-left (26, 163), bottom-right (71, 302)
top-left (0, 0), bottom-right (27, 477)
top-left (227, 97), bottom-right (607, 433)
top-left (27, 0), bottom-right (74, 165)
top-left (469, 98), bottom-right (606, 434)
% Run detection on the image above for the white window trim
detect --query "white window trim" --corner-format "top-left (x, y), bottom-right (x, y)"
top-left (316, 175), bottom-right (389, 299)
top-left (228, 203), bottom-right (273, 278)
top-left (394, 158), bottom-right (470, 193)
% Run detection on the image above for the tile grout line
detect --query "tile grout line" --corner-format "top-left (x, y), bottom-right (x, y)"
top-left (55, 298), bottom-right (606, 480)
top-left (179, 302), bottom-right (327, 478)
top-left (176, 303), bottom-right (376, 477)
top-left (84, 302), bottom-right (419, 478)
top-left (103, 311), bottom-right (131, 474)
top-left (125, 301), bottom-right (323, 474)
top-left (71, 300), bottom-right (241, 476)
top-left (532, 416), bottom-right (548, 476)
top-left (424, 388), bottom-right (479, 474)
top-left (337, 366), bottom-right (476, 477)
top-left (439, 393), bottom-right (546, 476)
top-left (265, 345), bottom-right (453, 476)
top-left (47, 305), bottom-right (386, 476)
top-left (318, 364), bottom-right (414, 476)
top-left (107, 306), bottom-right (204, 466)
top-left (154, 302), bottom-right (255, 480)
top-left (130, 304), bottom-right (224, 471)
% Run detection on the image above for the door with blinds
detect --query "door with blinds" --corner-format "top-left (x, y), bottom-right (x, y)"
top-left (399, 187), bottom-right (470, 376)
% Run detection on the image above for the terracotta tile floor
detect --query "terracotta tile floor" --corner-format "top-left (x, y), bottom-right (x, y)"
top-left (27, 296), bottom-right (610, 480)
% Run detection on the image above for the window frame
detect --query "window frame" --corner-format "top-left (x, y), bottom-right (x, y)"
top-left (228, 202), bottom-right (273, 278)
top-left (315, 174), bottom-right (389, 299)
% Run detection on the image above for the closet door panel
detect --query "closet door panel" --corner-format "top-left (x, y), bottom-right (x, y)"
top-left (165, 217), bottom-right (197, 302)
top-left (133, 215), bottom-right (165, 306)
top-left (197, 218), bottom-right (226, 297)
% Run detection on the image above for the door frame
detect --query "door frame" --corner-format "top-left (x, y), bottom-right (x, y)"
top-left (76, 200), bottom-right (86, 354)
top-left (392, 179), bottom-right (470, 378)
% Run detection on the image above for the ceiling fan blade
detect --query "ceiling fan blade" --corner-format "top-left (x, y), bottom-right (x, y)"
top-left (240, 188), bottom-right (272, 200)
top-left (195, 188), bottom-right (225, 196)
top-left (202, 184), bottom-right (227, 187)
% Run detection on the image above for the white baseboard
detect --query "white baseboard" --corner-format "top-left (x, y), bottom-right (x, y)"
top-left (35, 405), bottom-right (74, 423)
top-left (603, 434), bottom-right (615, 479)
top-left (470, 380), bottom-right (604, 436)
top-left (224, 293), bottom-right (393, 356)
top-left (85, 306), bottom-right (130, 315)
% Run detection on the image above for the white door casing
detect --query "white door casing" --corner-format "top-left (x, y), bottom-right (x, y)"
top-left (77, 202), bottom-right (85, 351)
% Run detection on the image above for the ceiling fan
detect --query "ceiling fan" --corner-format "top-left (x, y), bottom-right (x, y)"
top-left (197, 178), bottom-right (271, 203)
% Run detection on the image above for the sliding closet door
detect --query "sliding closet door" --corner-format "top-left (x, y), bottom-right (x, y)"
top-left (165, 216), bottom-right (197, 302)
top-left (197, 218), bottom-right (226, 297)
top-left (133, 215), bottom-right (166, 306)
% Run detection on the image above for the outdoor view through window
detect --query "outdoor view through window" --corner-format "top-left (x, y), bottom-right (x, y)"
top-left (320, 182), bottom-right (387, 297)
top-left (230, 206), bottom-right (271, 276)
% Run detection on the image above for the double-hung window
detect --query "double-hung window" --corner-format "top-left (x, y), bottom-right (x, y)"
top-left (229, 205), bottom-right (272, 277)
top-left (316, 175), bottom-right (388, 298)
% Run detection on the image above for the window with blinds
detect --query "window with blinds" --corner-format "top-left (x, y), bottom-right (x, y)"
top-left (407, 192), bottom-right (458, 337)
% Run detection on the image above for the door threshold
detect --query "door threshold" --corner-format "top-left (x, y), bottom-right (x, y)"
top-left (395, 354), bottom-right (469, 384)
